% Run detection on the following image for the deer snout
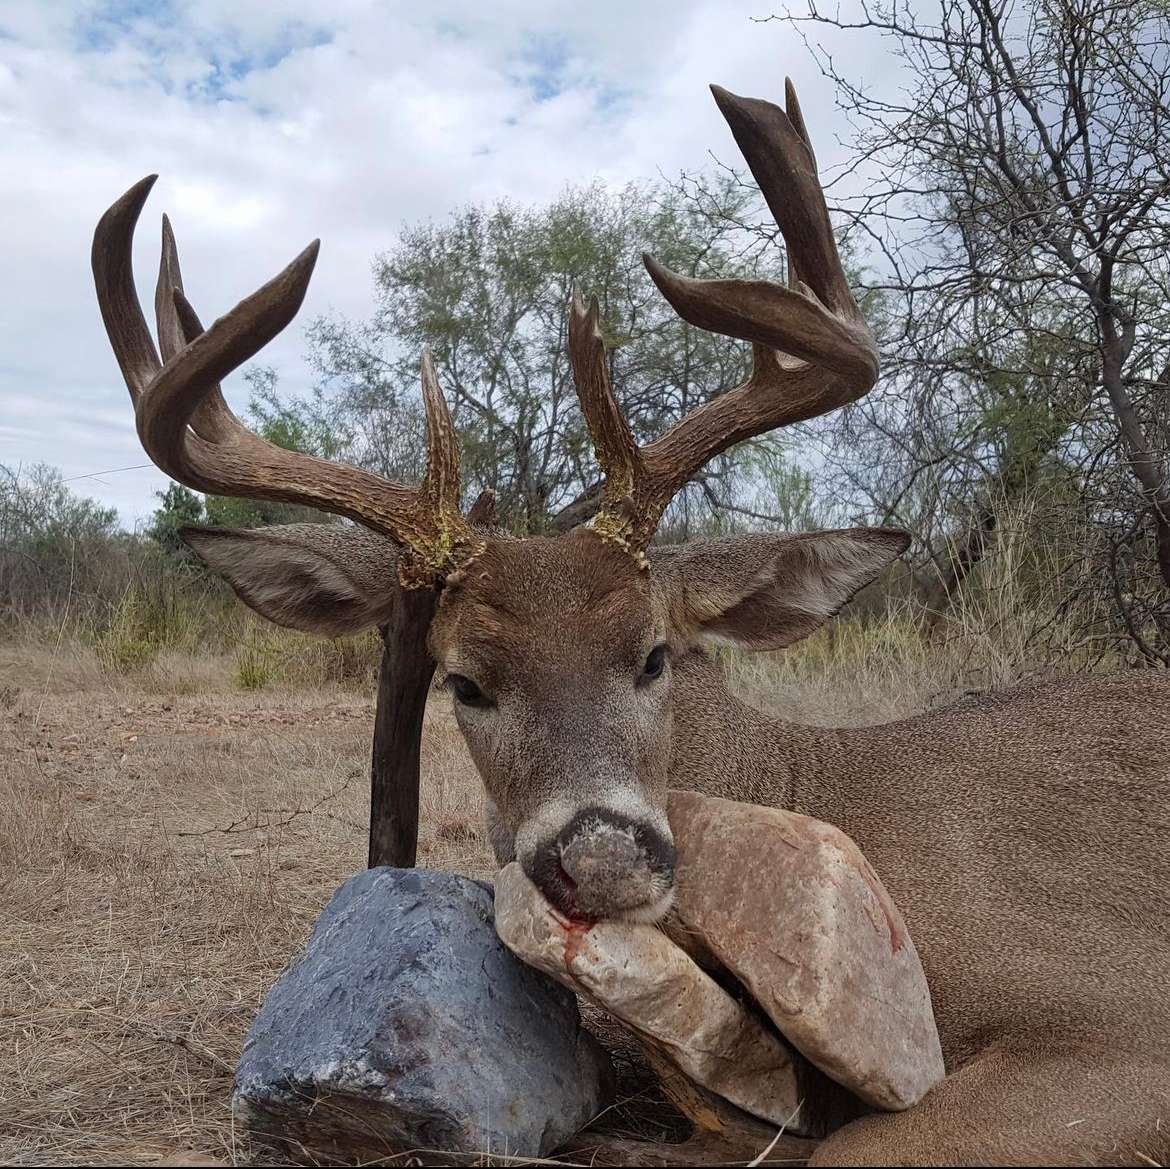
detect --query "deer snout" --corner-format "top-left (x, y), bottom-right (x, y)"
top-left (527, 806), bottom-right (676, 923)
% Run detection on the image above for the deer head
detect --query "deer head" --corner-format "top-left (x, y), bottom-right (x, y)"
top-left (93, 82), bottom-right (906, 923)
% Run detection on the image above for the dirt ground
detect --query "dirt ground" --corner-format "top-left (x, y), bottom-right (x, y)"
top-left (1, 641), bottom-right (514, 1166)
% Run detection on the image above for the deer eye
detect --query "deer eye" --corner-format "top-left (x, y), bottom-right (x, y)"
top-left (449, 674), bottom-right (491, 708)
top-left (640, 644), bottom-right (669, 683)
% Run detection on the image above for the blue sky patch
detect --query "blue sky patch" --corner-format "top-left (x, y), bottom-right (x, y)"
top-left (73, 3), bottom-right (333, 103)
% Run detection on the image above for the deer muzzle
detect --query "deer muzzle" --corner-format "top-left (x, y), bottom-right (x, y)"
top-left (527, 806), bottom-right (676, 923)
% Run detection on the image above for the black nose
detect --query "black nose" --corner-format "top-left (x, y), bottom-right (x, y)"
top-left (527, 806), bottom-right (676, 920)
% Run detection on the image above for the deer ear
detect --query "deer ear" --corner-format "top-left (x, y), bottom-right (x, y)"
top-left (651, 528), bottom-right (909, 651)
top-left (180, 524), bottom-right (402, 637)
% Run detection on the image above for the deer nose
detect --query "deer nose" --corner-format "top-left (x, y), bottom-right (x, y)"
top-left (528, 806), bottom-right (676, 921)
top-left (560, 828), bottom-right (646, 899)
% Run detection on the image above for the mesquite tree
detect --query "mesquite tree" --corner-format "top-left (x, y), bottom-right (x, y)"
top-left (769, 0), bottom-right (1170, 658)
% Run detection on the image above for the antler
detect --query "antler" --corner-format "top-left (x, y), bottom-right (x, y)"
top-left (568, 80), bottom-right (879, 552)
top-left (92, 177), bottom-right (478, 587)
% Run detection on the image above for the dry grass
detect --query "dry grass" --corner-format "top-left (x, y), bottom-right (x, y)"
top-left (0, 641), bottom-right (495, 1166)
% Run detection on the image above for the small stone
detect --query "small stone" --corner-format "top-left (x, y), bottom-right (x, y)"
top-left (666, 790), bottom-right (945, 1111)
top-left (234, 867), bottom-right (613, 1162)
top-left (494, 863), bottom-right (809, 1133)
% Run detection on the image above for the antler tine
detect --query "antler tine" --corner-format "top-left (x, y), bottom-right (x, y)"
top-left (155, 213), bottom-right (188, 363)
top-left (467, 488), bottom-right (498, 527)
top-left (410, 350), bottom-right (481, 581)
top-left (780, 79), bottom-right (813, 290)
top-left (92, 177), bottom-right (477, 586)
top-left (647, 82), bottom-right (873, 369)
top-left (567, 291), bottom-right (650, 545)
top-left (419, 348), bottom-right (462, 518)
top-left (155, 214), bottom-right (241, 446)
top-left (92, 175), bottom-right (163, 406)
top-left (568, 81), bottom-right (879, 550)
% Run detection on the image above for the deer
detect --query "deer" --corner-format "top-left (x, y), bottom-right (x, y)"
top-left (91, 81), bottom-right (1170, 1166)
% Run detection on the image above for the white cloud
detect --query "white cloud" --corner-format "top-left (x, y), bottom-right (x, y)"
top-left (0, 0), bottom-right (895, 525)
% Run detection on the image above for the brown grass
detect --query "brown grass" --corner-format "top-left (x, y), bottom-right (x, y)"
top-left (0, 641), bottom-right (497, 1166)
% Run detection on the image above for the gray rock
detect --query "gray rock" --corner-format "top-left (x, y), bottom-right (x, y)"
top-left (234, 867), bottom-right (613, 1163)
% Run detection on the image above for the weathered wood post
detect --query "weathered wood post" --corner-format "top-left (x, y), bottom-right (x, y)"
top-left (367, 490), bottom-right (496, 869)
top-left (368, 587), bottom-right (438, 869)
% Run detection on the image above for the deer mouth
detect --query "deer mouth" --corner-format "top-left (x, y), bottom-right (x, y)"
top-left (550, 858), bottom-right (594, 924)
top-left (525, 848), bottom-right (590, 922)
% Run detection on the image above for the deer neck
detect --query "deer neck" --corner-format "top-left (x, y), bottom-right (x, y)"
top-left (668, 647), bottom-right (830, 811)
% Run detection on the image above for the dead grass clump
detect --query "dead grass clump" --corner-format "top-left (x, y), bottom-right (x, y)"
top-left (233, 626), bottom-right (381, 692)
top-left (436, 818), bottom-right (481, 843)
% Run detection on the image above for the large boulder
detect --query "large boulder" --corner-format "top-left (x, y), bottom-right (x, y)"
top-left (494, 862), bottom-right (811, 1133)
top-left (495, 791), bottom-right (945, 1134)
top-left (234, 867), bottom-right (613, 1163)
top-left (666, 791), bottom-right (945, 1111)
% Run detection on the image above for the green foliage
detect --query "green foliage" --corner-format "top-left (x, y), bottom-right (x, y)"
top-left (1, 463), bottom-right (124, 623)
top-left (91, 588), bottom-right (164, 674)
top-left (235, 622), bottom-right (380, 690)
top-left (146, 483), bottom-right (205, 554)
top-left (89, 570), bottom-right (219, 674)
top-left (740, 437), bottom-right (823, 532)
top-left (306, 175), bottom-right (784, 534)
top-left (236, 626), bottom-right (277, 689)
top-left (0, 462), bottom-right (118, 546)
top-left (244, 366), bottom-right (351, 462)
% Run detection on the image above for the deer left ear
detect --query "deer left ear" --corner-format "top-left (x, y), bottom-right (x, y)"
top-left (650, 528), bottom-right (910, 651)
top-left (181, 523), bottom-right (402, 637)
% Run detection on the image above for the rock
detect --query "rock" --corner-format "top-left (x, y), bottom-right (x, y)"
top-left (666, 790), bottom-right (945, 1111)
top-left (234, 867), bottom-right (613, 1163)
top-left (494, 863), bottom-right (810, 1133)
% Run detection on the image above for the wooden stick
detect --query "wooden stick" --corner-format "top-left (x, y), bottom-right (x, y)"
top-left (368, 585), bottom-right (438, 868)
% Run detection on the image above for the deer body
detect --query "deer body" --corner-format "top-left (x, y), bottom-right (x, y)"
top-left (91, 80), bottom-right (1170, 1165)
top-left (671, 651), bottom-right (1170, 1062)
top-left (671, 649), bottom-right (1170, 1163)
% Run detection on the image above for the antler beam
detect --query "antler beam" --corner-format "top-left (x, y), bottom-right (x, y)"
top-left (569, 80), bottom-right (879, 550)
top-left (92, 178), bottom-right (477, 586)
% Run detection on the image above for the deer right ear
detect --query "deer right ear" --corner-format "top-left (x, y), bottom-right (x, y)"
top-left (181, 524), bottom-right (402, 637)
top-left (651, 528), bottom-right (909, 652)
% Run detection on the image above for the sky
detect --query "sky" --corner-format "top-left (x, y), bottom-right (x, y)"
top-left (0, 0), bottom-right (892, 527)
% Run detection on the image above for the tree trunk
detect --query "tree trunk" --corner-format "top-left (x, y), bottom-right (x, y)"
top-left (1099, 320), bottom-right (1170, 593)
top-left (921, 503), bottom-right (998, 631)
top-left (368, 586), bottom-right (438, 868)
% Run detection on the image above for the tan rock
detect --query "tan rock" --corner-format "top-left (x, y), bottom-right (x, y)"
top-left (493, 863), bottom-right (810, 1133)
top-left (666, 790), bottom-right (945, 1111)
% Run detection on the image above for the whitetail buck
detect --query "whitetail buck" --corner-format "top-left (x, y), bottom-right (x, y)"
top-left (93, 82), bottom-right (1170, 1166)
